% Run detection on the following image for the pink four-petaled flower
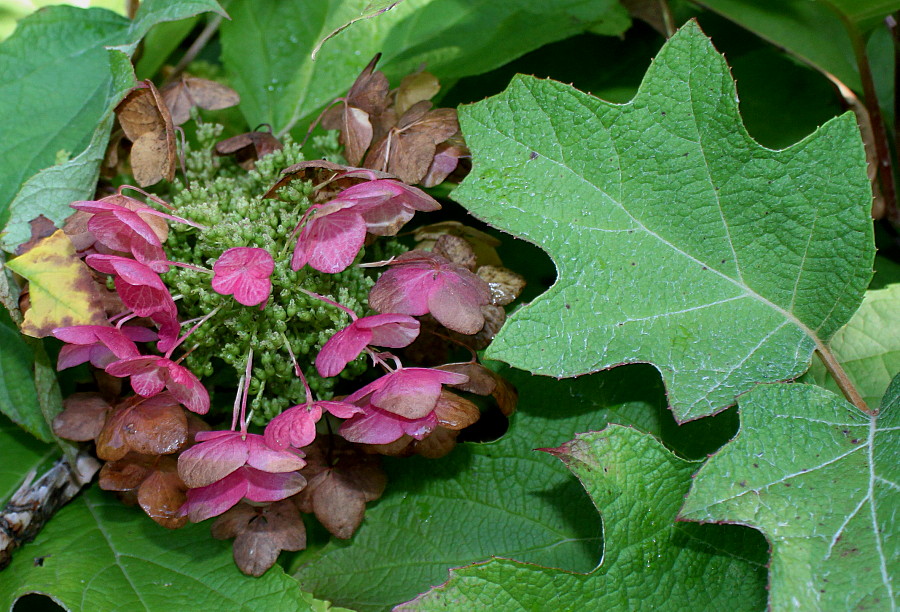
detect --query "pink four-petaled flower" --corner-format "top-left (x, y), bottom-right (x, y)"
top-left (264, 400), bottom-right (362, 450)
top-left (211, 247), bottom-right (275, 306)
top-left (368, 250), bottom-right (491, 334)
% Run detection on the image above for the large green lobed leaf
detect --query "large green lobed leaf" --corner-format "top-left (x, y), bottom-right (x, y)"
top-left (402, 425), bottom-right (768, 610)
top-left (220, 0), bottom-right (630, 136)
top-left (454, 21), bottom-right (874, 422)
top-left (0, 486), bottom-right (341, 612)
top-left (681, 378), bottom-right (900, 609)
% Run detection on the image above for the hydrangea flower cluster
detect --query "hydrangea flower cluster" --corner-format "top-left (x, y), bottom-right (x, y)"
top-left (49, 58), bottom-right (523, 576)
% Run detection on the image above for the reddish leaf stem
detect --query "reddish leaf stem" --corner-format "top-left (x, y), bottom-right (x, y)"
top-left (815, 342), bottom-right (875, 415)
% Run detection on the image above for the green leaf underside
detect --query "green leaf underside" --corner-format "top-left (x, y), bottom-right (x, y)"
top-left (0, 0), bottom-right (224, 252)
top-left (455, 21), bottom-right (873, 422)
top-left (220, 0), bottom-right (629, 137)
top-left (0, 487), bottom-right (331, 612)
top-left (681, 379), bottom-right (900, 609)
top-left (804, 284), bottom-right (900, 407)
top-left (294, 366), bottom-right (741, 610)
top-left (401, 425), bottom-right (768, 611)
top-left (0, 414), bottom-right (55, 506)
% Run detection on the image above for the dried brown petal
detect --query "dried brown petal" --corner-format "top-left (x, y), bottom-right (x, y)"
top-left (412, 426), bottom-right (458, 459)
top-left (493, 374), bottom-right (518, 417)
top-left (433, 234), bottom-right (476, 271)
top-left (295, 436), bottom-right (387, 539)
top-left (476, 265), bottom-right (526, 306)
top-left (137, 467), bottom-right (187, 529)
top-left (433, 390), bottom-right (480, 431)
top-left (53, 392), bottom-right (111, 442)
top-left (437, 362), bottom-right (518, 416)
top-left (421, 141), bottom-right (467, 188)
top-left (413, 221), bottom-right (503, 267)
top-left (395, 70), bottom-right (440, 117)
top-left (115, 80), bottom-right (176, 187)
top-left (212, 501), bottom-right (306, 577)
top-left (161, 76), bottom-right (240, 126)
top-left (96, 395), bottom-right (188, 461)
top-left (364, 103), bottom-right (459, 184)
top-left (99, 454), bottom-right (152, 491)
top-left (215, 130), bottom-right (282, 170)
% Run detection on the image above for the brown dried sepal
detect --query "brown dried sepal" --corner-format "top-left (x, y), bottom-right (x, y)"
top-left (413, 221), bottom-right (503, 267)
top-left (115, 80), bottom-right (176, 187)
top-left (367, 426), bottom-right (459, 459)
top-left (434, 390), bottom-right (480, 430)
top-left (263, 160), bottom-right (393, 201)
top-left (394, 70), bottom-right (441, 117)
top-left (364, 101), bottom-right (459, 185)
top-left (294, 436), bottom-right (387, 539)
top-left (161, 76), bottom-right (240, 126)
top-left (447, 304), bottom-right (506, 350)
top-left (438, 362), bottom-right (518, 417)
top-left (99, 453), bottom-right (187, 529)
top-left (421, 138), bottom-right (469, 188)
top-left (215, 130), bottom-right (282, 170)
top-left (53, 392), bottom-right (112, 441)
top-left (95, 394), bottom-right (188, 461)
top-left (211, 500), bottom-right (306, 577)
top-left (432, 234), bottom-right (476, 271)
top-left (321, 54), bottom-right (390, 166)
top-left (477, 265), bottom-right (526, 306)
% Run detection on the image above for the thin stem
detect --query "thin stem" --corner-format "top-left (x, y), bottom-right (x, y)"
top-left (167, 15), bottom-right (224, 84)
top-left (113, 313), bottom-right (140, 328)
top-left (117, 185), bottom-right (175, 210)
top-left (165, 260), bottom-right (212, 274)
top-left (165, 304), bottom-right (221, 359)
top-left (231, 374), bottom-right (244, 432)
top-left (239, 348), bottom-right (253, 434)
top-left (837, 9), bottom-right (898, 222)
top-left (815, 342), bottom-right (875, 415)
top-left (298, 287), bottom-right (358, 320)
top-left (659, 0), bottom-right (675, 37)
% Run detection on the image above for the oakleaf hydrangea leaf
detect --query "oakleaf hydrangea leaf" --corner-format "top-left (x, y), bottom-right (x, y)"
top-left (803, 284), bottom-right (900, 406)
top-left (453, 21), bottom-right (874, 422)
top-left (680, 379), bottom-right (900, 610)
top-left (0, 486), bottom-right (343, 612)
top-left (5, 230), bottom-right (106, 338)
top-left (401, 425), bottom-right (768, 611)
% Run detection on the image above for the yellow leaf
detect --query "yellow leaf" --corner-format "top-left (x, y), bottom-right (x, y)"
top-left (5, 230), bottom-right (106, 337)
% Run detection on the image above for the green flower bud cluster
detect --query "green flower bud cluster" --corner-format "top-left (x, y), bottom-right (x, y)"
top-left (162, 123), bottom-right (384, 424)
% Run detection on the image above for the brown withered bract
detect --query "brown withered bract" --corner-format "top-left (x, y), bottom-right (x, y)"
top-left (294, 436), bottom-right (387, 540)
top-left (95, 394), bottom-right (189, 461)
top-left (438, 362), bottom-right (518, 417)
top-left (161, 75), bottom-right (240, 126)
top-left (99, 453), bottom-right (187, 529)
top-left (394, 70), bottom-right (440, 117)
top-left (477, 265), bottom-right (526, 306)
top-left (211, 501), bottom-right (306, 577)
top-left (321, 53), bottom-right (390, 166)
top-left (215, 129), bottom-right (282, 170)
top-left (364, 100), bottom-right (459, 185)
top-left (413, 221), bottom-right (503, 267)
top-left (432, 233), bottom-right (477, 271)
top-left (53, 392), bottom-right (112, 442)
top-left (115, 80), bottom-right (176, 187)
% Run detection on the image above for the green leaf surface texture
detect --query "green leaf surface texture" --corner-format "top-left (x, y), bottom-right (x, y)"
top-left (804, 284), bottom-right (900, 407)
top-left (0, 486), bottom-right (335, 612)
top-left (0, 0), bottom-right (224, 252)
top-left (401, 425), bottom-right (768, 611)
top-left (0, 414), bottom-right (55, 506)
top-left (454, 21), bottom-right (874, 422)
top-left (294, 366), bottom-right (741, 610)
top-left (681, 379), bottom-right (900, 610)
top-left (220, 0), bottom-right (629, 136)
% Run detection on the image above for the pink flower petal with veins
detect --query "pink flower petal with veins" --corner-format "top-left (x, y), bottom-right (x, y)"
top-left (178, 430), bottom-right (250, 488)
top-left (106, 356), bottom-right (209, 414)
top-left (344, 367), bottom-right (468, 419)
top-left (340, 404), bottom-right (437, 444)
top-left (87, 255), bottom-right (176, 318)
top-left (179, 467), bottom-right (306, 522)
top-left (368, 251), bottom-right (491, 334)
top-left (211, 247), bottom-right (275, 306)
top-left (291, 208), bottom-right (367, 273)
top-left (316, 314), bottom-right (420, 377)
top-left (264, 401), bottom-right (362, 449)
top-left (52, 325), bottom-right (156, 370)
